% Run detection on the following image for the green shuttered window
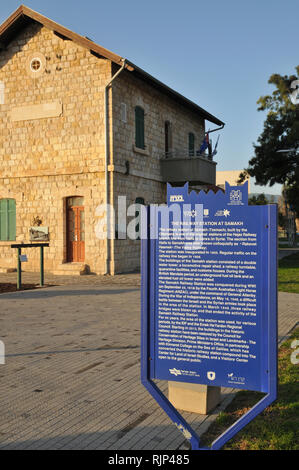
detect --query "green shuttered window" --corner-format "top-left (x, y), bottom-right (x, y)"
top-left (0, 199), bottom-right (16, 241)
top-left (135, 106), bottom-right (145, 149)
top-left (188, 132), bottom-right (195, 156)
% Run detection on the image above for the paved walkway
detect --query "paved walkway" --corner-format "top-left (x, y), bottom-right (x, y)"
top-left (0, 276), bottom-right (297, 450)
top-left (278, 248), bottom-right (299, 260)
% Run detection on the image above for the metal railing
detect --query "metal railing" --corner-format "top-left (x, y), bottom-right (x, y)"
top-left (161, 149), bottom-right (213, 161)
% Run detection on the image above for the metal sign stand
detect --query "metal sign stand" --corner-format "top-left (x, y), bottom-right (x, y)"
top-left (11, 243), bottom-right (49, 290)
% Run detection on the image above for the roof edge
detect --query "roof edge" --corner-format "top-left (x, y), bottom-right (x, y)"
top-left (0, 5), bottom-right (224, 126)
top-left (126, 60), bottom-right (224, 126)
top-left (0, 4), bottom-right (124, 65)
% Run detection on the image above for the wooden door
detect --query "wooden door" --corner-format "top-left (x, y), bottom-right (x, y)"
top-left (67, 198), bottom-right (85, 262)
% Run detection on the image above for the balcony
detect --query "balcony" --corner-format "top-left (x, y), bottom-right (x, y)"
top-left (160, 150), bottom-right (217, 185)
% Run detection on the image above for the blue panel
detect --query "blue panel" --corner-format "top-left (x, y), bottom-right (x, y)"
top-left (141, 182), bottom-right (277, 450)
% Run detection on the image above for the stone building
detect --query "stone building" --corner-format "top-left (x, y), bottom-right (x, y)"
top-left (216, 170), bottom-right (251, 193)
top-left (0, 5), bottom-right (224, 275)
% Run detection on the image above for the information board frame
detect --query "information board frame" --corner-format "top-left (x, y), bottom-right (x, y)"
top-left (141, 183), bottom-right (277, 450)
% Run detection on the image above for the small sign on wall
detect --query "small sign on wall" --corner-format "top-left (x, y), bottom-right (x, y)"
top-left (19, 255), bottom-right (28, 262)
top-left (10, 101), bottom-right (62, 122)
top-left (29, 226), bottom-right (49, 241)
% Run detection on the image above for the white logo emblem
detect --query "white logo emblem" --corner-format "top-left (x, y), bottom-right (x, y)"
top-left (229, 189), bottom-right (243, 205)
top-left (215, 209), bottom-right (230, 217)
top-left (227, 372), bottom-right (245, 384)
top-left (169, 368), bottom-right (182, 377)
top-left (207, 371), bottom-right (216, 381)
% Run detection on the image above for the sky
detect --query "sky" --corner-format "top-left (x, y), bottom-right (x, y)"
top-left (1, 0), bottom-right (298, 195)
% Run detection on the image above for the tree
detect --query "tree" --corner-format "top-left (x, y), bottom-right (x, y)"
top-left (248, 193), bottom-right (268, 205)
top-left (239, 66), bottom-right (299, 218)
top-left (278, 211), bottom-right (287, 233)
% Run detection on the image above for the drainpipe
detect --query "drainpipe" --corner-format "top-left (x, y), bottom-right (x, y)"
top-left (206, 123), bottom-right (225, 135)
top-left (104, 59), bottom-right (126, 275)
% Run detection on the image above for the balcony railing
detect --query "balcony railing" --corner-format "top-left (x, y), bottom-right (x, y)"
top-left (161, 149), bottom-right (214, 161)
top-left (160, 149), bottom-right (216, 185)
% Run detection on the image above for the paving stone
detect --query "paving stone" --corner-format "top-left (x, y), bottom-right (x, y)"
top-left (0, 276), bottom-right (297, 449)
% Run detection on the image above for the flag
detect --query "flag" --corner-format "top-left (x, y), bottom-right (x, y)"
top-left (199, 133), bottom-right (209, 153)
top-left (212, 135), bottom-right (220, 156)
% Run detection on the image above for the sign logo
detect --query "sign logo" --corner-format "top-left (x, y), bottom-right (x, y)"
top-left (207, 371), bottom-right (216, 381)
top-left (227, 372), bottom-right (245, 384)
top-left (169, 368), bottom-right (182, 377)
top-left (229, 189), bottom-right (243, 205)
top-left (170, 195), bottom-right (184, 202)
top-left (215, 209), bottom-right (230, 217)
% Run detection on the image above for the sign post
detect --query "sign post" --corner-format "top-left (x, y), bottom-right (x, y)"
top-left (11, 243), bottom-right (49, 290)
top-left (141, 182), bottom-right (277, 450)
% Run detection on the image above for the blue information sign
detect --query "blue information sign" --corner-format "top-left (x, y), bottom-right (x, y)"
top-left (141, 182), bottom-right (277, 450)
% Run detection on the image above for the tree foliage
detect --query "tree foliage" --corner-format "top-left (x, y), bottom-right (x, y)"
top-left (248, 193), bottom-right (268, 205)
top-left (239, 66), bottom-right (299, 216)
top-left (278, 211), bottom-right (287, 231)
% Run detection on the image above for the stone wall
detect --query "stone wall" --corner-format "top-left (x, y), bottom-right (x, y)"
top-left (0, 21), bottom-right (209, 275)
top-left (111, 68), bottom-right (205, 179)
top-left (110, 68), bottom-right (205, 273)
top-left (0, 173), bottom-right (107, 273)
top-left (0, 23), bottom-right (111, 274)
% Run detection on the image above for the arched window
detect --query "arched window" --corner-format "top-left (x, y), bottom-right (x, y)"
top-left (135, 106), bottom-right (145, 149)
top-left (165, 121), bottom-right (172, 157)
top-left (0, 199), bottom-right (16, 241)
top-left (188, 132), bottom-right (195, 157)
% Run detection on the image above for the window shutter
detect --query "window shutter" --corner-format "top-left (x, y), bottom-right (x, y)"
top-left (0, 199), bottom-right (16, 241)
top-left (188, 133), bottom-right (195, 156)
top-left (8, 199), bottom-right (16, 241)
top-left (0, 199), bottom-right (8, 240)
top-left (135, 106), bottom-right (145, 149)
top-left (165, 121), bottom-right (172, 156)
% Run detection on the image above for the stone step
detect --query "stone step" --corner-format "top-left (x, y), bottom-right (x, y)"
top-left (52, 263), bottom-right (88, 276)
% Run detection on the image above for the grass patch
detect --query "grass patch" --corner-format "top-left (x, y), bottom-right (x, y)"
top-left (279, 244), bottom-right (298, 248)
top-left (278, 252), bottom-right (299, 293)
top-left (201, 327), bottom-right (299, 450)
